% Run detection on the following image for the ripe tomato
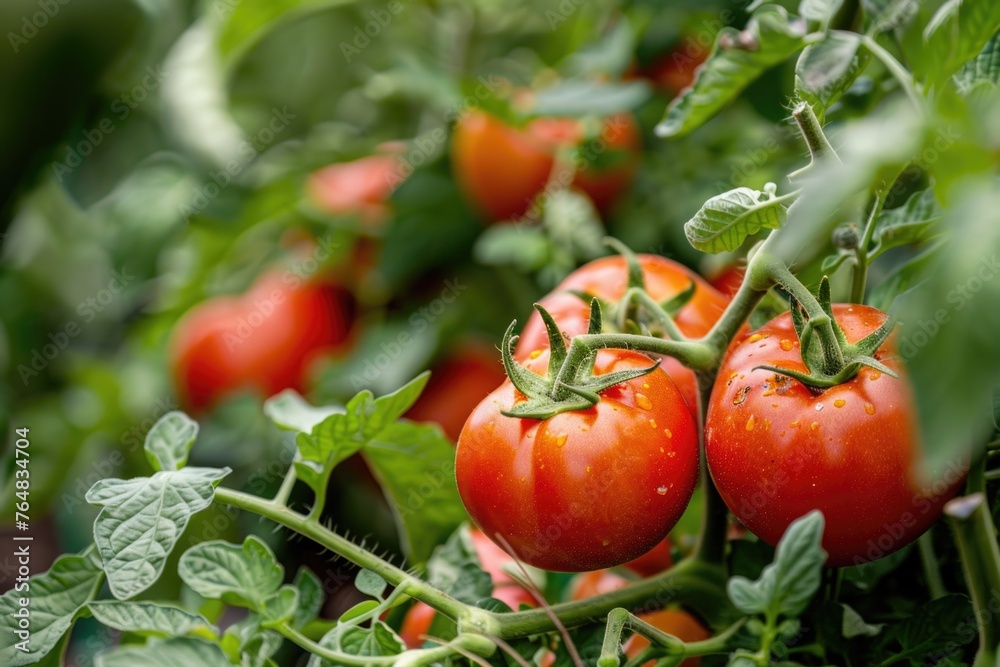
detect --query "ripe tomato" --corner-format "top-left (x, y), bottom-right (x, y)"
top-left (641, 42), bottom-right (709, 96)
top-left (170, 271), bottom-right (354, 413)
top-left (568, 570), bottom-right (708, 666)
top-left (405, 343), bottom-right (507, 442)
top-left (451, 110), bottom-right (640, 222)
top-left (515, 255), bottom-right (730, 412)
top-left (456, 349), bottom-right (699, 572)
top-left (399, 527), bottom-right (535, 649)
top-left (621, 537), bottom-right (673, 578)
top-left (625, 609), bottom-right (711, 666)
top-left (307, 153), bottom-right (400, 225)
top-left (705, 304), bottom-right (965, 567)
top-left (708, 265), bottom-right (745, 298)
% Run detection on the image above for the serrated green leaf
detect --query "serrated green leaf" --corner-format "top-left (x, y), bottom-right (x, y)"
top-left (294, 374), bottom-right (430, 497)
top-left (684, 187), bottom-right (787, 253)
top-left (883, 594), bottom-right (974, 662)
top-left (309, 621), bottom-right (405, 665)
top-left (922, 0), bottom-right (1000, 87)
top-left (955, 31), bottom-right (1000, 92)
top-left (427, 525), bottom-right (493, 605)
top-left (261, 586), bottom-right (299, 626)
top-left (363, 421), bottom-right (469, 564)
top-left (861, 0), bottom-right (919, 32)
top-left (241, 630), bottom-right (283, 667)
top-left (800, 0), bottom-right (843, 26)
top-left (728, 577), bottom-right (770, 615)
top-left (291, 568), bottom-right (325, 629)
top-left (355, 570), bottom-right (388, 599)
top-left (178, 536), bottom-right (284, 611)
top-left (0, 551), bottom-right (104, 667)
top-left (264, 390), bottom-right (344, 433)
top-left (87, 467), bottom-right (231, 600)
top-left (870, 188), bottom-right (941, 259)
top-left (95, 636), bottom-right (230, 667)
top-left (657, 5), bottom-right (807, 138)
top-left (144, 411), bottom-right (199, 472)
top-left (529, 80), bottom-right (651, 117)
top-left (795, 33), bottom-right (872, 113)
top-left (88, 601), bottom-right (216, 638)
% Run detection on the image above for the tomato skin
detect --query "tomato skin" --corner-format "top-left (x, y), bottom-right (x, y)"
top-left (642, 43), bottom-right (709, 96)
top-left (705, 304), bottom-right (966, 567)
top-left (708, 265), bottom-right (745, 298)
top-left (451, 110), bottom-right (640, 222)
top-left (170, 272), bottom-right (354, 413)
top-left (456, 349), bottom-right (699, 572)
top-left (405, 343), bottom-right (507, 442)
top-left (307, 154), bottom-right (400, 224)
top-left (621, 537), bottom-right (673, 578)
top-left (514, 255), bottom-right (730, 413)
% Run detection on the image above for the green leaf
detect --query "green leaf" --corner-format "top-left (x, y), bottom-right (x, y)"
top-left (861, 0), bottom-right (920, 32)
top-left (881, 594), bottom-right (974, 663)
top-left (727, 511), bottom-right (827, 618)
top-left (684, 186), bottom-right (787, 253)
top-left (474, 225), bottom-right (553, 273)
top-left (264, 390), bottom-right (344, 433)
top-left (842, 603), bottom-right (883, 638)
top-left (954, 31), bottom-right (1000, 92)
top-left (657, 5), bottom-right (807, 138)
top-left (261, 586), bottom-right (299, 626)
top-left (291, 568), bottom-right (325, 629)
top-left (0, 551), bottom-right (104, 667)
top-left (800, 0), bottom-right (843, 26)
top-left (295, 374), bottom-right (430, 497)
top-left (88, 601), bottom-right (216, 639)
top-left (355, 570), bottom-right (388, 599)
top-left (363, 421), bottom-right (470, 564)
top-left (921, 0), bottom-right (1000, 87)
top-left (529, 80), bottom-right (652, 117)
top-left (217, 0), bottom-right (357, 68)
top-left (240, 630), bottom-right (283, 667)
top-left (87, 467), bottom-right (231, 600)
top-left (867, 244), bottom-right (940, 312)
top-left (426, 525), bottom-right (493, 605)
top-left (144, 411), bottom-right (199, 472)
top-left (309, 621), bottom-right (405, 665)
top-left (870, 188), bottom-right (941, 259)
top-left (96, 636), bottom-right (231, 667)
top-left (339, 600), bottom-right (380, 623)
top-left (795, 33), bottom-right (872, 113)
top-left (178, 536), bottom-right (284, 611)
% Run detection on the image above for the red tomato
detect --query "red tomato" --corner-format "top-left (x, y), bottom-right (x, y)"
top-left (705, 304), bottom-right (965, 567)
top-left (625, 609), bottom-right (711, 666)
top-left (708, 265), bottom-right (745, 298)
top-left (514, 255), bottom-right (730, 413)
top-left (568, 571), bottom-right (708, 666)
top-left (405, 343), bottom-right (507, 442)
top-left (307, 153), bottom-right (401, 225)
top-left (456, 349), bottom-right (699, 572)
top-left (399, 601), bottom-right (435, 649)
top-left (170, 271), bottom-right (354, 413)
top-left (451, 110), bottom-right (640, 222)
top-left (621, 537), bottom-right (673, 578)
top-left (642, 41), bottom-right (709, 96)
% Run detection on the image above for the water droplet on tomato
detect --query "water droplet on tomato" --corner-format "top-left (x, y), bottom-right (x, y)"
top-left (745, 415), bottom-right (756, 431)
top-left (556, 434), bottom-right (567, 447)
top-left (529, 349), bottom-right (542, 360)
top-left (865, 403), bottom-right (876, 415)
top-left (656, 486), bottom-right (668, 495)
top-left (648, 419), bottom-right (657, 429)
top-left (834, 399), bottom-right (846, 408)
top-left (810, 422), bottom-right (820, 431)
top-left (869, 371), bottom-right (881, 381)
top-left (815, 403), bottom-right (824, 411)
top-left (663, 428), bottom-right (672, 439)
top-left (779, 339), bottom-right (794, 351)
top-left (635, 393), bottom-right (653, 410)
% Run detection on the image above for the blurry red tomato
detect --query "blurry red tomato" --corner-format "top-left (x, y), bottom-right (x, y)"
top-left (170, 271), bottom-right (354, 412)
top-left (451, 110), bottom-right (640, 222)
top-left (307, 153), bottom-right (401, 225)
top-left (641, 42), bottom-right (709, 96)
top-left (405, 343), bottom-right (507, 442)
top-left (708, 265), bottom-right (745, 298)
top-left (621, 537), bottom-right (673, 578)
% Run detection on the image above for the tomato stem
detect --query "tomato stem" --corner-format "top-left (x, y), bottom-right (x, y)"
top-left (272, 457), bottom-right (298, 507)
top-left (917, 530), bottom-right (947, 600)
top-left (791, 102), bottom-right (839, 165)
top-left (692, 373), bottom-right (730, 568)
top-left (945, 493), bottom-right (1000, 667)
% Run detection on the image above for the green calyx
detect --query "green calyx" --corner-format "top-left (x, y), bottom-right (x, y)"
top-left (753, 276), bottom-right (898, 389)
top-left (501, 300), bottom-right (661, 420)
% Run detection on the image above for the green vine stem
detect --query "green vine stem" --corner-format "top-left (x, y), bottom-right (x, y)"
top-left (945, 493), bottom-right (1000, 667)
top-left (272, 456), bottom-right (299, 507)
top-left (917, 530), bottom-right (947, 600)
top-left (791, 101), bottom-right (839, 163)
top-left (850, 32), bottom-right (924, 111)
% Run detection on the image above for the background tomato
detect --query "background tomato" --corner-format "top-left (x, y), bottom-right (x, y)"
top-left (515, 254), bottom-right (729, 412)
top-left (705, 304), bottom-right (965, 567)
top-left (307, 153), bottom-right (401, 225)
top-left (405, 342), bottom-right (507, 442)
top-left (451, 110), bottom-right (640, 222)
top-left (170, 271), bottom-right (355, 412)
top-left (456, 348), bottom-right (699, 572)
top-left (621, 536), bottom-right (673, 578)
